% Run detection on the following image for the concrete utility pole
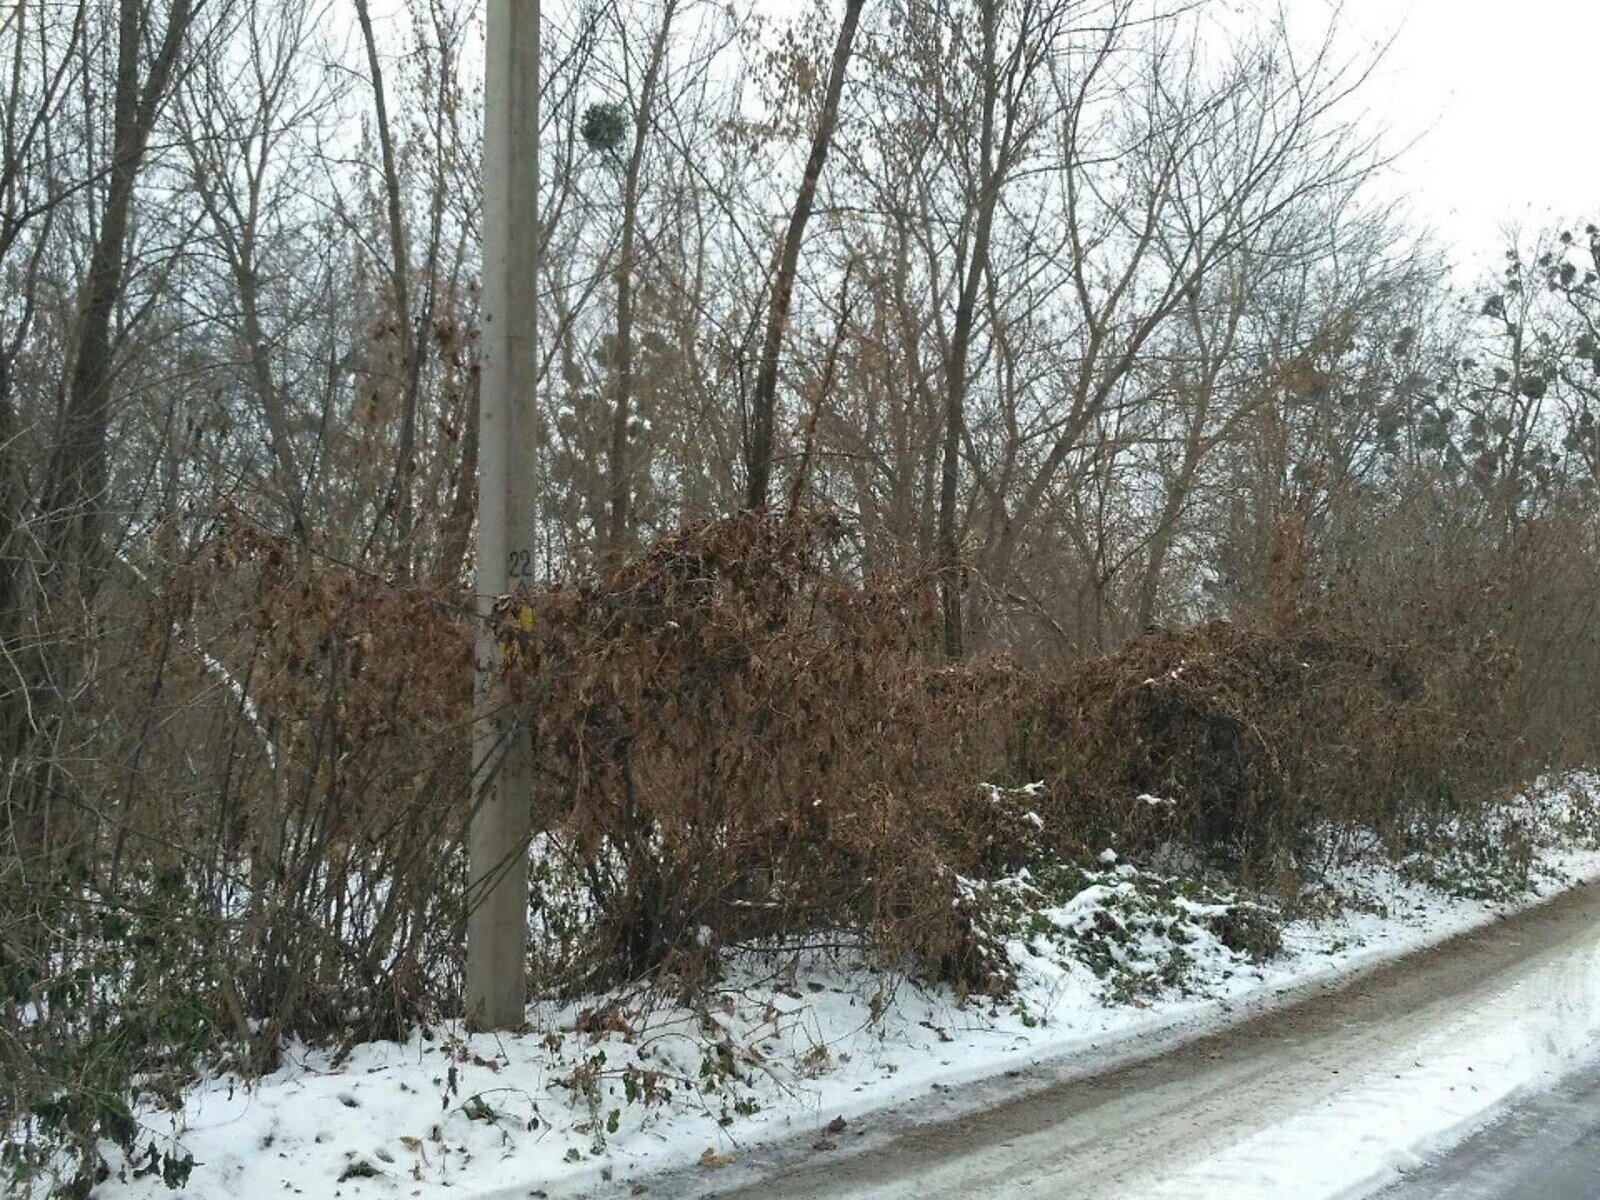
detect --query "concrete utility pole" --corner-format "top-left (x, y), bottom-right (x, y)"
top-left (467, 0), bottom-right (539, 1032)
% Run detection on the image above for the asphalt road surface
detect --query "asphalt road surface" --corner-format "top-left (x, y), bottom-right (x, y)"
top-left (617, 880), bottom-right (1600, 1200)
top-left (1374, 1060), bottom-right (1600, 1199)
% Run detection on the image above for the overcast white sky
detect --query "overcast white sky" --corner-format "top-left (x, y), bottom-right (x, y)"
top-left (387, 0), bottom-right (1595, 274)
top-left (1327, 0), bottom-right (1600, 268)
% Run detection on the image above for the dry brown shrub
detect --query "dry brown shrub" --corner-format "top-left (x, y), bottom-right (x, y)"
top-left (499, 512), bottom-right (1033, 993)
top-left (25, 506), bottom-right (1543, 1072)
top-left (1020, 617), bottom-right (1519, 877)
top-left (160, 517), bottom-right (474, 1045)
top-left (496, 513), bottom-right (1536, 990)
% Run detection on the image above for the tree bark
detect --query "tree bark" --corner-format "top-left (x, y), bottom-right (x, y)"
top-left (743, 0), bottom-right (865, 512)
top-left (355, 0), bottom-right (420, 567)
top-left (43, 0), bottom-right (194, 587)
top-left (21, 0), bottom-right (194, 867)
top-left (606, 0), bottom-right (678, 564)
top-left (436, 365), bottom-right (480, 585)
top-left (938, 0), bottom-right (1001, 659)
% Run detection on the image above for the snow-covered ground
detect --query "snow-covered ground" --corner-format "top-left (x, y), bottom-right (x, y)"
top-left (95, 774), bottom-right (1600, 1200)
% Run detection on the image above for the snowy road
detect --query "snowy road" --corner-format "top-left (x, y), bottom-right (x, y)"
top-left (1372, 1058), bottom-right (1600, 1199)
top-left (664, 880), bottom-right (1600, 1200)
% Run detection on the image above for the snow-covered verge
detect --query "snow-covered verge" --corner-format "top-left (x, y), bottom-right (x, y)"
top-left (83, 773), bottom-right (1600, 1200)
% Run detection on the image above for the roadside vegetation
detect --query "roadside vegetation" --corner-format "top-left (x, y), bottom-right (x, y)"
top-left (7, 0), bottom-right (1600, 1196)
top-left (9, 501), bottom-right (1600, 1196)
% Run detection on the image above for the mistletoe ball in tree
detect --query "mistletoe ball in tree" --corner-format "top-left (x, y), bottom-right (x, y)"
top-left (581, 101), bottom-right (627, 153)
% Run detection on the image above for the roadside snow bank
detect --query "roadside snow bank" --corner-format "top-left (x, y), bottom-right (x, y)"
top-left (97, 774), bottom-right (1600, 1200)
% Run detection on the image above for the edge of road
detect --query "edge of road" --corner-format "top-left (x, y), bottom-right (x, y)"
top-left (612, 866), bottom-right (1600, 1200)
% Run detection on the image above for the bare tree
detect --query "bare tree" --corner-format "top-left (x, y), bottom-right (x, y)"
top-left (43, 0), bottom-right (200, 583)
top-left (743, 0), bottom-right (865, 512)
top-left (606, 0), bottom-right (679, 562)
top-left (177, 0), bottom-right (332, 538)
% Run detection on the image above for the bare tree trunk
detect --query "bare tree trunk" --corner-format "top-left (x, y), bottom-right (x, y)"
top-left (0, 353), bottom-right (20, 640)
top-left (354, 0), bottom-right (419, 568)
top-left (938, 0), bottom-right (1001, 659)
top-left (606, 0), bottom-right (677, 564)
top-left (743, 0), bottom-right (865, 512)
top-left (0, 351), bottom-right (28, 846)
top-left (235, 248), bottom-right (308, 533)
top-left (437, 365), bottom-right (480, 585)
top-left (787, 263), bottom-right (855, 511)
top-left (1136, 469), bottom-right (1192, 629)
top-left (22, 0), bottom-right (194, 868)
top-left (44, 0), bottom-right (194, 586)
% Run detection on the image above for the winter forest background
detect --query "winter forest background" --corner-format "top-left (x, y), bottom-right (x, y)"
top-left (7, 0), bottom-right (1600, 1193)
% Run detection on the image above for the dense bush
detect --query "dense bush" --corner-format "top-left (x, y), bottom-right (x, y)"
top-left (498, 513), bottom-right (1535, 989)
top-left (159, 519), bottom-right (475, 1048)
top-left (1019, 619), bottom-right (1520, 881)
top-left (500, 512), bottom-right (1036, 994)
top-left (3, 519), bottom-right (473, 1196)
